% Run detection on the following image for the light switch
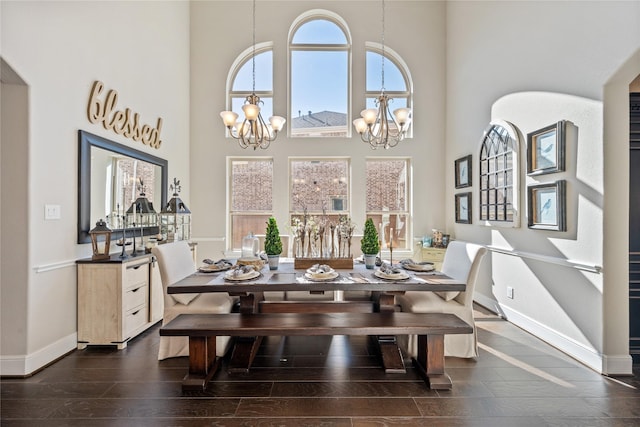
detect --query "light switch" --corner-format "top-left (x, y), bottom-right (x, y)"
top-left (45, 204), bottom-right (61, 220)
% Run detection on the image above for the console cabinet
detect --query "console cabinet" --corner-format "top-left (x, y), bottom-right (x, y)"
top-left (77, 253), bottom-right (163, 349)
top-left (420, 247), bottom-right (447, 271)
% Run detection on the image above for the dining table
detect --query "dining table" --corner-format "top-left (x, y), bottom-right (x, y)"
top-left (167, 261), bottom-right (467, 374)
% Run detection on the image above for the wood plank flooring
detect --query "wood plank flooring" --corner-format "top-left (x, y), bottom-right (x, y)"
top-left (2, 307), bottom-right (639, 426)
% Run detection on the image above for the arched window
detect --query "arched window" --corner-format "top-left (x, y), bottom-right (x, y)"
top-left (364, 43), bottom-right (413, 137)
top-left (224, 42), bottom-right (275, 128)
top-left (479, 121), bottom-right (520, 226)
top-left (289, 10), bottom-right (351, 137)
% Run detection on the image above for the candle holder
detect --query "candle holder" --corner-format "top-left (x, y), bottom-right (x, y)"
top-left (119, 216), bottom-right (129, 259)
top-left (131, 222), bottom-right (137, 256)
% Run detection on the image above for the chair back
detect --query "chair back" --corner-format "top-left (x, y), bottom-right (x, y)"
top-left (152, 241), bottom-right (196, 287)
top-left (440, 241), bottom-right (487, 307)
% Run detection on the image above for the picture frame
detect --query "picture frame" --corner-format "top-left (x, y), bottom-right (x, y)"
top-left (455, 155), bottom-right (472, 188)
top-left (455, 192), bottom-right (472, 224)
top-left (527, 120), bottom-right (566, 175)
top-left (527, 180), bottom-right (566, 231)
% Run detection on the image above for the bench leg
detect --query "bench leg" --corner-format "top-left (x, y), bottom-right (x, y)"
top-left (412, 334), bottom-right (453, 390)
top-left (377, 335), bottom-right (406, 373)
top-left (182, 336), bottom-right (220, 392)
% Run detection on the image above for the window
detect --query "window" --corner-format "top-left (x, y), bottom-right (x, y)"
top-left (224, 44), bottom-right (274, 129)
top-left (366, 158), bottom-right (411, 250)
top-left (229, 159), bottom-right (273, 250)
top-left (289, 11), bottom-right (351, 137)
top-left (479, 121), bottom-right (520, 226)
top-left (364, 44), bottom-right (413, 137)
top-left (289, 158), bottom-right (350, 256)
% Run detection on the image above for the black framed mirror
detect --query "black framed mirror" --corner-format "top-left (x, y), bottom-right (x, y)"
top-left (78, 130), bottom-right (168, 244)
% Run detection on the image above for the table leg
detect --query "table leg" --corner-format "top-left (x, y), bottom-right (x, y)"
top-left (375, 292), bottom-right (406, 373)
top-left (228, 293), bottom-right (263, 373)
top-left (183, 335), bottom-right (219, 391)
top-left (412, 334), bottom-right (453, 390)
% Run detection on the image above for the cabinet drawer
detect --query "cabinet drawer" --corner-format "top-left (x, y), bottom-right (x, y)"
top-left (125, 262), bottom-right (149, 289)
top-left (421, 248), bottom-right (446, 261)
top-left (125, 304), bottom-right (148, 335)
top-left (124, 284), bottom-right (148, 312)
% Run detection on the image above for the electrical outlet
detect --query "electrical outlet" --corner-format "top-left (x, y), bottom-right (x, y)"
top-left (45, 204), bottom-right (61, 220)
top-left (507, 286), bottom-right (514, 299)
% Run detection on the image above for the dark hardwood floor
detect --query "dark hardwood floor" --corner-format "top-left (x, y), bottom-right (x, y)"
top-left (2, 307), bottom-right (639, 426)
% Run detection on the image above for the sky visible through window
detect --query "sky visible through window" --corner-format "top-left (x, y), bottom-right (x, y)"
top-left (232, 18), bottom-right (407, 121)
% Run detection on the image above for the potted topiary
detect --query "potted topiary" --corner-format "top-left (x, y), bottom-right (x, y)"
top-left (360, 218), bottom-right (380, 269)
top-left (264, 217), bottom-right (283, 270)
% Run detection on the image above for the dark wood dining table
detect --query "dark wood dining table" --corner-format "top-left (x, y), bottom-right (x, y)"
top-left (167, 262), bottom-right (466, 374)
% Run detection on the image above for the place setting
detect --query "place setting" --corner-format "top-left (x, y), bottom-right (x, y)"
top-left (373, 263), bottom-right (411, 281)
top-left (223, 264), bottom-right (262, 282)
top-left (301, 264), bottom-right (340, 282)
top-left (198, 258), bottom-right (234, 273)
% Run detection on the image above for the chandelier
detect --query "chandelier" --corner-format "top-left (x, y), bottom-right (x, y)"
top-left (353, 0), bottom-right (411, 149)
top-left (220, 0), bottom-right (286, 150)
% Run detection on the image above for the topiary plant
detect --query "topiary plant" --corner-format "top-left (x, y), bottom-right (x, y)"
top-left (360, 218), bottom-right (380, 255)
top-left (264, 217), bottom-right (283, 255)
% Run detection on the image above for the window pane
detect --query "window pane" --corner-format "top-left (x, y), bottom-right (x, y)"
top-left (231, 214), bottom-right (271, 251)
top-left (291, 50), bottom-right (348, 137)
top-left (292, 19), bottom-right (347, 44)
top-left (290, 159), bottom-right (349, 213)
top-left (231, 160), bottom-right (273, 212)
top-left (365, 160), bottom-right (408, 211)
top-left (232, 51), bottom-right (273, 91)
top-left (366, 51), bottom-right (407, 92)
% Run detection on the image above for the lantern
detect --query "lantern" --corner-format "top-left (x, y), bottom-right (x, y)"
top-left (89, 219), bottom-right (112, 260)
top-left (159, 178), bottom-right (191, 242)
top-left (126, 193), bottom-right (158, 228)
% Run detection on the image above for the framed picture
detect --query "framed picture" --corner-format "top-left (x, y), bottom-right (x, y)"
top-left (455, 155), bottom-right (472, 188)
top-left (455, 192), bottom-right (472, 224)
top-left (527, 120), bottom-right (566, 175)
top-left (527, 180), bottom-right (566, 231)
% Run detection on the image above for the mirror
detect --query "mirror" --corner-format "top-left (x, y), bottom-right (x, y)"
top-left (78, 130), bottom-right (168, 244)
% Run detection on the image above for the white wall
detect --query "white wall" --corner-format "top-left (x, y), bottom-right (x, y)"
top-left (189, 0), bottom-right (447, 260)
top-left (0, 1), bottom-right (191, 375)
top-left (446, 1), bottom-right (640, 374)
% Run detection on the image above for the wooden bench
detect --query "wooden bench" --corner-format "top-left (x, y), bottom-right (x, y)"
top-left (160, 312), bottom-right (473, 391)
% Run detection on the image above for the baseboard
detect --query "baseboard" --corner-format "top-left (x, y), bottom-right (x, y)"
top-left (499, 304), bottom-right (633, 375)
top-left (473, 294), bottom-right (505, 317)
top-left (0, 332), bottom-right (77, 376)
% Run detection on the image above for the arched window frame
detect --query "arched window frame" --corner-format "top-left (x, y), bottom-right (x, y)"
top-left (364, 42), bottom-right (414, 138)
top-left (288, 10), bottom-right (352, 138)
top-left (223, 41), bottom-right (275, 136)
top-left (478, 120), bottom-right (521, 227)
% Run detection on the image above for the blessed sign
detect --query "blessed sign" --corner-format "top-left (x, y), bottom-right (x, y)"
top-left (87, 80), bottom-right (162, 149)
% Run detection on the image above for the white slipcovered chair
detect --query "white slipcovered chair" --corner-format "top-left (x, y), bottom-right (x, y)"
top-left (152, 241), bottom-right (234, 360)
top-left (396, 241), bottom-right (487, 358)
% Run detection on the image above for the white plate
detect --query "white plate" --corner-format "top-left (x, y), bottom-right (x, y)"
top-left (199, 263), bottom-right (233, 273)
top-left (305, 268), bottom-right (335, 278)
top-left (304, 271), bottom-right (340, 282)
top-left (374, 270), bottom-right (410, 280)
top-left (224, 270), bottom-right (261, 281)
top-left (402, 262), bottom-right (435, 272)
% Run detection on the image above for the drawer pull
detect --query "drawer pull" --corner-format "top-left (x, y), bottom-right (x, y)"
top-left (131, 310), bottom-right (140, 316)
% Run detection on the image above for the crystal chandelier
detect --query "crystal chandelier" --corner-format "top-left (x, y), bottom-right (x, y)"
top-left (353, 0), bottom-right (411, 149)
top-left (220, 0), bottom-right (286, 150)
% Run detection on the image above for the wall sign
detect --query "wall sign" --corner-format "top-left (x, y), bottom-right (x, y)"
top-left (87, 80), bottom-right (162, 149)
